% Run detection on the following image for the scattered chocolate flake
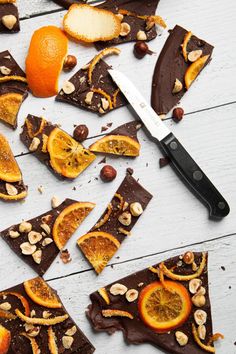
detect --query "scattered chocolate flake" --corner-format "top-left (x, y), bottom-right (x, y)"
top-left (98, 157), bottom-right (107, 164)
top-left (126, 168), bottom-right (134, 175)
top-left (221, 266), bottom-right (225, 271)
top-left (101, 126), bottom-right (108, 133)
top-left (107, 122), bottom-right (113, 127)
top-left (60, 249), bottom-right (72, 264)
top-left (159, 156), bottom-right (170, 168)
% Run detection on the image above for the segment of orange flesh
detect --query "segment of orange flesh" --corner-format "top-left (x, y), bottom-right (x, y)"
top-left (185, 55), bottom-right (210, 90)
top-left (89, 135), bottom-right (140, 156)
top-left (0, 133), bottom-right (21, 182)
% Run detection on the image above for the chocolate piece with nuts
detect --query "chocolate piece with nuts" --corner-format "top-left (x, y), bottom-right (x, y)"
top-left (87, 252), bottom-right (222, 354)
top-left (0, 2), bottom-right (20, 33)
top-left (0, 277), bottom-right (95, 353)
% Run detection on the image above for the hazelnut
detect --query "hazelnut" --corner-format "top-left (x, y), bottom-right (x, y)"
top-left (19, 222), bottom-right (32, 233)
top-left (62, 336), bottom-right (74, 349)
top-left (130, 202), bottom-right (143, 217)
top-left (183, 251), bottom-right (195, 264)
top-left (0, 66), bottom-right (11, 75)
top-left (29, 137), bottom-right (40, 152)
top-left (192, 294), bottom-right (206, 308)
top-left (172, 107), bottom-right (184, 122)
top-left (133, 41), bottom-right (152, 59)
top-left (20, 242), bottom-right (37, 255)
top-left (0, 302), bottom-right (11, 311)
top-left (32, 250), bottom-right (42, 264)
top-left (197, 286), bottom-right (206, 295)
top-left (188, 50), bottom-right (203, 62)
top-left (118, 211), bottom-right (132, 226)
top-left (41, 214), bottom-right (52, 224)
top-left (175, 331), bottom-right (188, 346)
top-left (28, 231), bottom-right (42, 245)
top-left (110, 283), bottom-right (128, 296)
top-left (40, 223), bottom-right (51, 235)
top-left (85, 91), bottom-right (94, 105)
top-left (101, 98), bottom-right (109, 111)
top-left (99, 107), bottom-right (105, 114)
top-left (31, 310), bottom-right (36, 317)
top-left (126, 289), bottom-right (139, 302)
top-left (73, 124), bottom-right (89, 142)
top-left (65, 326), bottom-right (77, 336)
top-left (136, 30), bottom-right (147, 41)
top-left (100, 165), bottom-right (117, 182)
top-left (198, 324), bottom-right (206, 340)
top-left (42, 310), bottom-right (51, 318)
top-left (62, 81), bottom-right (75, 95)
top-left (5, 183), bottom-right (18, 196)
top-left (51, 196), bottom-right (61, 208)
top-left (63, 55), bottom-right (77, 71)
top-left (172, 78), bottom-right (183, 94)
top-left (194, 309), bottom-right (207, 325)
top-left (120, 22), bottom-right (131, 36)
top-left (189, 278), bottom-right (202, 294)
top-left (42, 238), bottom-right (53, 247)
top-left (9, 230), bottom-right (20, 238)
top-left (2, 15), bottom-right (17, 30)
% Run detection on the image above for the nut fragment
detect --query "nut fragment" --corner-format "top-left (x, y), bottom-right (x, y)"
top-left (9, 230), bottom-right (20, 238)
top-left (0, 66), bottom-right (11, 75)
top-left (85, 91), bottom-right (94, 105)
top-left (194, 309), bottom-right (207, 325)
top-left (42, 311), bottom-right (51, 319)
top-left (42, 238), bottom-right (53, 247)
top-left (197, 324), bottom-right (206, 340)
top-left (62, 81), bottom-right (75, 94)
top-left (27, 326), bottom-right (40, 337)
top-left (136, 30), bottom-right (147, 41)
top-left (63, 55), bottom-right (77, 71)
top-left (5, 183), bottom-right (18, 196)
top-left (188, 50), bottom-right (203, 62)
top-left (183, 251), bottom-right (195, 264)
top-left (130, 202), bottom-right (143, 217)
top-left (101, 98), bottom-right (109, 111)
top-left (120, 22), bottom-right (131, 36)
top-left (172, 78), bottom-right (183, 94)
top-left (40, 223), bottom-right (51, 235)
top-left (41, 214), bottom-right (52, 224)
top-left (175, 331), bottom-right (188, 346)
top-left (0, 302), bottom-right (11, 311)
top-left (189, 278), bottom-right (202, 294)
top-left (19, 222), bottom-right (32, 233)
top-left (197, 286), bottom-right (206, 295)
top-left (29, 137), bottom-right (40, 152)
top-left (51, 196), bottom-right (61, 208)
top-left (28, 231), bottom-right (42, 245)
top-left (110, 283), bottom-right (128, 296)
top-left (118, 211), bottom-right (132, 226)
top-left (2, 15), bottom-right (17, 30)
top-left (20, 242), bottom-right (37, 255)
top-left (32, 250), bottom-right (42, 264)
top-left (62, 336), bottom-right (74, 349)
top-left (126, 289), bottom-right (139, 302)
top-left (31, 310), bottom-right (36, 317)
top-left (192, 294), bottom-right (206, 308)
top-left (65, 326), bottom-right (77, 336)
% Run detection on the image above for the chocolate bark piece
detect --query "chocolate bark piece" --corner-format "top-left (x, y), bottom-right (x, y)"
top-left (0, 3), bottom-right (20, 33)
top-left (20, 114), bottom-right (96, 179)
top-left (77, 173), bottom-right (152, 274)
top-left (0, 50), bottom-right (28, 128)
top-left (87, 252), bottom-right (217, 354)
top-left (95, 0), bottom-right (160, 51)
top-left (0, 278), bottom-right (95, 353)
top-left (56, 58), bottom-right (127, 115)
top-left (0, 198), bottom-right (94, 275)
top-left (151, 25), bottom-right (214, 115)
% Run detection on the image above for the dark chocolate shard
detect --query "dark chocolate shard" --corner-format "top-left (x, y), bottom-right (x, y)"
top-left (0, 278), bottom-right (95, 353)
top-left (77, 174), bottom-right (152, 274)
top-left (0, 50), bottom-right (28, 128)
top-left (0, 3), bottom-right (20, 33)
top-left (56, 58), bottom-right (127, 115)
top-left (0, 198), bottom-right (94, 275)
top-left (151, 25), bottom-right (214, 115)
top-left (87, 252), bottom-right (218, 354)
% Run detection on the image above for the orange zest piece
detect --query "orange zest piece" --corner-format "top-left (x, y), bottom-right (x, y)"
top-left (102, 309), bottom-right (134, 320)
top-left (207, 333), bottom-right (224, 346)
top-left (115, 193), bottom-right (124, 210)
top-left (0, 133), bottom-right (22, 182)
top-left (47, 127), bottom-right (96, 179)
top-left (0, 76), bottom-right (27, 84)
top-left (26, 26), bottom-right (68, 97)
top-left (48, 326), bottom-right (58, 354)
top-left (149, 266), bottom-right (159, 274)
top-left (89, 135), bottom-right (140, 157)
top-left (24, 277), bottom-right (62, 309)
top-left (88, 47), bottom-right (121, 83)
top-left (113, 88), bottom-right (120, 108)
top-left (53, 201), bottom-right (95, 250)
top-left (25, 117), bottom-right (47, 139)
top-left (181, 31), bottom-right (192, 61)
top-left (0, 291), bottom-right (30, 316)
top-left (15, 308), bottom-right (68, 325)
top-left (20, 333), bottom-right (40, 354)
top-left (138, 281), bottom-right (192, 333)
top-left (0, 93), bottom-right (24, 128)
top-left (0, 309), bottom-right (16, 320)
top-left (118, 9), bottom-right (166, 28)
top-left (91, 88), bottom-right (113, 110)
top-left (98, 288), bottom-right (110, 305)
top-left (160, 252), bottom-right (207, 281)
top-left (77, 231), bottom-right (120, 274)
top-left (92, 203), bottom-right (112, 230)
top-left (63, 4), bottom-right (121, 43)
top-left (192, 323), bottom-right (215, 353)
top-left (185, 55), bottom-right (210, 90)
top-left (0, 325), bottom-right (11, 354)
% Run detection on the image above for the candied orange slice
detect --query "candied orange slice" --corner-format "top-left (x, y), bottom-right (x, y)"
top-left (53, 201), bottom-right (95, 250)
top-left (181, 31), bottom-right (192, 61)
top-left (24, 277), bottom-right (62, 309)
top-left (0, 325), bottom-right (11, 354)
top-left (63, 4), bottom-right (121, 43)
top-left (0, 291), bottom-right (30, 316)
top-left (0, 76), bottom-right (27, 84)
top-left (0, 133), bottom-right (22, 182)
top-left (47, 128), bottom-right (96, 179)
top-left (91, 88), bottom-right (113, 110)
top-left (20, 333), bottom-right (40, 354)
top-left (88, 47), bottom-right (120, 83)
top-left (48, 326), bottom-right (58, 354)
top-left (102, 309), bottom-right (134, 319)
top-left (98, 288), bottom-right (110, 305)
top-left (77, 231), bottom-right (120, 274)
top-left (15, 308), bottom-right (68, 325)
top-left (138, 281), bottom-right (192, 333)
top-left (89, 135), bottom-right (140, 157)
top-left (192, 323), bottom-right (215, 353)
top-left (0, 93), bottom-right (24, 128)
top-left (25, 117), bottom-right (47, 139)
top-left (160, 252), bottom-right (206, 281)
top-left (185, 55), bottom-right (210, 90)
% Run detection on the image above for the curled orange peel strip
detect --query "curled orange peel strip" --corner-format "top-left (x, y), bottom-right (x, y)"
top-left (48, 326), bottom-right (58, 354)
top-left (0, 76), bottom-right (27, 84)
top-left (98, 288), bottom-right (110, 305)
top-left (20, 333), bottom-right (40, 354)
top-left (93, 203), bottom-right (112, 230)
top-left (115, 193), bottom-right (124, 210)
top-left (181, 31), bottom-right (192, 61)
top-left (0, 291), bottom-right (30, 316)
top-left (25, 118), bottom-right (47, 139)
top-left (207, 333), bottom-right (224, 346)
top-left (192, 324), bottom-right (215, 353)
top-left (91, 88), bottom-right (113, 110)
top-left (15, 308), bottom-right (68, 325)
top-left (113, 88), bottom-right (120, 108)
top-left (102, 309), bottom-right (134, 319)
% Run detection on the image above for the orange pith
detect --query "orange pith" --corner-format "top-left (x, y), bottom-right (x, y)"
top-left (47, 128), bottom-right (96, 178)
top-left (77, 231), bottom-right (120, 274)
top-left (185, 55), bottom-right (210, 90)
top-left (24, 277), bottom-right (62, 309)
top-left (0, 291), bottom-right (30, 316)
top-left (0, 133), bottom-right (21, 182)
top-left (89, 135), bottom-right (140, 156)
top-left (138, 281), bottom-right (192, 333)
top-left (25, 26), bottom-right (68, 98)
top-left (52, 202), bottom-right (95, 250)
top-left (0, 325), bottom-right (11, 354)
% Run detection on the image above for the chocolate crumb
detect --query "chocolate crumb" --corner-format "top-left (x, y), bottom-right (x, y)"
top-left (101, 126), bottom-right (108, 132)
top-left (98, 157), bottom-right (106, 164)
top-left (72, 186), bottom-right (76, 191)
top-left (221, 266), bottom-right (225, 271)
top-left (126, 168), bottom-right (134, 175)
top-left (107, 123), bottom-right (113, 127)
top-left (159, 156), bottom-right (170, 168)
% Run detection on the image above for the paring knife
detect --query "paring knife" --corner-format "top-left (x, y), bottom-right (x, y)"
top-left (108, 69), bottom-right (230, 218)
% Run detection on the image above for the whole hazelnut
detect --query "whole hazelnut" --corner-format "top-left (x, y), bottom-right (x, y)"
top-left (100, 165), bottom-right (117, 182)
top-left (133, 41), bottom-right (153, 59)
top-left (183, 251), bottom-right (194, 264)
top-left (63, 55), bottom-right (77, 71)
top-left (73, 125), bottom-right (89, 142)
top-left (172, 107), bottom-right (184, 122)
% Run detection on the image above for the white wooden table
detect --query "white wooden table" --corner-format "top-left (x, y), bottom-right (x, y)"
top-left (1, 1), bottom-right (236, 353)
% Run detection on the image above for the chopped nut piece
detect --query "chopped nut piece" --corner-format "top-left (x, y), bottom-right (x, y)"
top-left (0, 66), bottom-right (11, 75)
top-left (123, 201), bottom-right (129, 211)
top-left (99, 107), bottom-right (105, 114)
top-left (62, 336), bottom-right (74, 349)
top-left (136, 30), bottom-right (147, 41)
top-left (51, 196), bottom-right (61, 208)
top-left (31, 310), bottom-right (36, 317)
top-left (19, 222), bottom-right (32, 233)
top-left (38, 185), bottom-right (44, 194)
top-left (62, 81), bottom-right (75, 94)
top-left (60, 249), bottom-right (71, 264)
top-left (20, 242), bottom-right (37, 255)
top-left (27, 326), bottom-right (40, 337)
top-left (183, 251), bottom-right (195, 264)
top-left (0, 302), bottom-right (11, 311)
top-left (43, 311), bottom-right (51, 319)
top-left (118, 227), bottom-right (131, 236)
top-left (198, 324), bottom-right (206, 340)
top-left (188, 50), bottom-right (203, 62)
top-left (101, 97), bottom-right (109, 111)
top-left (29, 137), bottom-right (40, 152)
top-left (120, 22), bottom-right (131, 36)
top-left (32, 250), bottom-right (42, 264)
top-left (41, 134), bottom-right (48, 153)
top-left (126, 289), bottom-right (139, 302)
top-left (85, 91), bottom-right (94, 105)
top-left (5, 183), bottom-right (18, 196)
top-left (82, 63), bottom-right (89, 70)
top-left (118, 211), bottom-right (132, 226)
top-left (175, 331), bottom-right (188, 346)
top-left (42, 238), bottom-right (53, 247)
top-left (130, 202), bottom-right (143, 217)
top-left (172, 78), bottom-right (183, 94)
top-left (28, 231), bottom-right (42, 245)
top-left (41, 214), bottom-right (52, 224)
top-left (2, 15), bottom-right (17, 30)
top-left (194, 310), bottom-right (207, 325)
top-left (9, 230), bottom-right (20, 238)
top-left (192, 261), bottom-right (198, 271)
top-left (116, 14), bottom-right (124, 21)
top-left (138, 282), bottom-right (144, 287)
top-left (65, 326), bottom-right (77, 336)
top-left (189, 278), bottom-right (202, 294)
top-left (110, 283), bottom-right (128, 296)
top-left (40, 223), bottom-right (51, 235)
top-left (197, 286), bottom-right (206, 295)
top-left (192, 294), bottom-right (206, 308)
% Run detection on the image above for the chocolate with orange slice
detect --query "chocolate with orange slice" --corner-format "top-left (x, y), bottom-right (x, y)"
top-left (0, 278), bottom-right (95, 353)
top-left (0, 198), bottom-right (95, 275)
top-left (0, 1), bottom-right (19, 33)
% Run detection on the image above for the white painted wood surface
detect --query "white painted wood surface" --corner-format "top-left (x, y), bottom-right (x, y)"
top-left (0, 1), bottom-right (236, 353)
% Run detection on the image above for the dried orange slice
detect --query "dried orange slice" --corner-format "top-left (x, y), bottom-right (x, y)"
top-left (102, 309), bottom-right (134, 319)
top-left (24, 277), bottom-right (62, 309)
top-left (0, 291), bottom-right (30, 316)
top-left (26, 26), bottom-right (68, 97)
top-left (77, 231), bottom-right (120, 274)
top-left (0, 93), bottom-right (24, 128)
top-left (88, 47), bottom-right (120, 83)
top-left (89, 135), bottom-right (140, 156)
top-left (15, 308), bottom-right (68, 325)
top-left (192, 324), bottom-right (215, 353)
top-left (47, 128), bottom-right (96, 179)
top-left (0, 133), bottom-right (21, 182)
top-left (181, 31), bottom-right (192, 61)
top-left (185, 55), bottom-right (210, 90)
top-left (0, 325), bottom-right (11, 354)
top-left (20, 333), bottom-right (40, 354)
top-left (138, 281), bottom-right (192, 333)
top-left (52, 201), bottom-right (95, 250)
top-left (63, 4), bottom-right (121, 43)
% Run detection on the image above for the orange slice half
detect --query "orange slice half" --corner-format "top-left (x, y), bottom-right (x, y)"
top-left (0, 133), bottom-right (21, 182)
top-left (185, 55), bottom-right (210, 90)
top-left (0, 325), bottom-right (11, 354)
top-left (77, 231), bottom-right (120, 274)
top-left (0, 93), bottom-right (24, 128)
top-left (138, 281), bottom-right (192, 333)
top-left (52, 201), bottom-right (95, 250)
top-left (89, 135), bottom-right (140, 157)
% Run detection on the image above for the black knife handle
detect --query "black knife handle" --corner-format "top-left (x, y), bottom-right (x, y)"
top-left (160, 133), bottom-right (230, 218)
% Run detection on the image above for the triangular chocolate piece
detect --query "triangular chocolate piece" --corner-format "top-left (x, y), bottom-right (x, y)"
top-left (0, 3), bottom-right (20, 33)
top-left (87, 251), bottom-right (223, 353)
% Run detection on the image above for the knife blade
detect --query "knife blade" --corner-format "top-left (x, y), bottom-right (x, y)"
top-left (108, 69), bottom-right (230, 218)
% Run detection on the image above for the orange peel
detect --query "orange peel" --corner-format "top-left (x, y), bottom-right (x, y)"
top-left (15, 308), bottom-right (68, 325)
top-left (91, 88), bottom-right (113, 110)
top-left (20, 333), bottom-right (40, 354)
top-left (113, 88), bottom-right (120, 108)
top-left (0, 93), bottom-right (24, 128)
top-left (192, 323), bottom-right (215, 353)
top-left (208, 333), bottom-right (224, 346)
top-left (185, 55), bottom-right (210, 90)
top-left (0, 133), bottom-right (22, 182)
top-left (118, 9), bottom-right (166, 28)
top-left (93, 203), bottom-right (112, 230)
top-left (89, 135), bottom-right (140, 156)
top-left (181, 31), bottom-right (192, 61)
top-left (48, 326), bottom-right (58, 354)
top-left (25, 117), bottom-right (47, 138)
top-left (0, 291), bottom-right (30, 316)
top-left (0, 324), bottom-right (11, 354)
top-left (0, 76), bottom-right (27, 84)
top-left (102, 309), bottom-right (134, 319)
top-left (98, 288), bottom-right (110, 305)
top-left (0, 189), bottom-right (27, 201)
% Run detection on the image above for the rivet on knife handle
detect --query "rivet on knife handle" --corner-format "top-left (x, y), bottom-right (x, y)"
top-left (160, 133), bottom-right (230, 218)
